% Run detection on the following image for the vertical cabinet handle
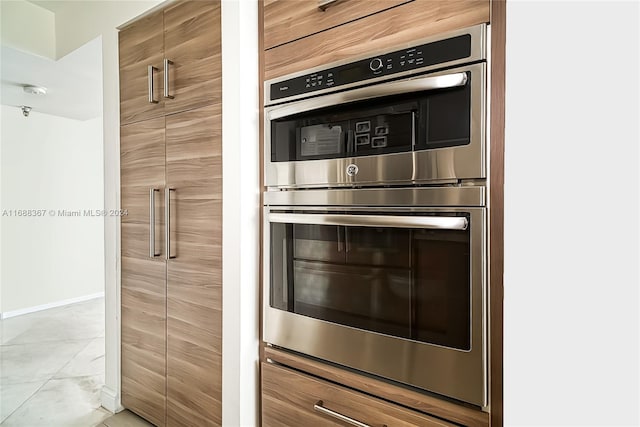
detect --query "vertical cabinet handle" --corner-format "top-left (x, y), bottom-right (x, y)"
top-left (318, 0), bottom-right (342, 11)
top-left (165, 188), bottom-right (176, 259)
top-left (148, 66), bottom-right (159, 104)
top-left (149, 188), bottom-right (159, 257)
top-left (163, 59), bottom-right (174, 99)
top-left (313, 401), bottom-right (371, 427)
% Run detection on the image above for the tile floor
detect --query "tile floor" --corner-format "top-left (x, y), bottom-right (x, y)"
top-left (0, 298), bottom-right (110, 426)
top-left (99, 410), bottom-right (153, 427)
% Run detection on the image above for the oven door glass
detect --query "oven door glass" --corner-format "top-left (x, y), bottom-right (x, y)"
top-left (269, 213), bottom-right (471, 350)
top-left (270, 72), bottom-right (471, 163)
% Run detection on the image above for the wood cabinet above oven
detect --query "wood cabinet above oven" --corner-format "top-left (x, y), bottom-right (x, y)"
top-left (262, 0), bottom-right (490, 80)
top-left (263, 0), bottom-right (412, 49)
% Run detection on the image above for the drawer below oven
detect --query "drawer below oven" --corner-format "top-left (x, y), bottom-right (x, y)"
top-left (262, 362), bottom-right (455, 427)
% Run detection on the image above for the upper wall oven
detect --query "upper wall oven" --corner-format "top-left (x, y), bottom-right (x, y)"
top-left (264, 25), bottom-right (486, 189)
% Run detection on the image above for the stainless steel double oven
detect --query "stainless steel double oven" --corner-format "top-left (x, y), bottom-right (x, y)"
top-left (263, 25), bottom-right (489, 408)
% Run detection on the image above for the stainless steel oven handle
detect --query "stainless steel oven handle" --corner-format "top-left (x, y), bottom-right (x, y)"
top-left (269, 213), bottom-right (468, 230)
top-left (267, 72), bottom-right (468, 120)
top-left (313, 401), bottom-right (371, 427)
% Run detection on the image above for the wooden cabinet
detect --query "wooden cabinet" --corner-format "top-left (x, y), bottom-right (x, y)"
top-left (262, 0), bottom-right (490, 80)
top-left (119, 1), bottom-right (221, 125)
top-left (165, 104), bottom-right (222, 426)
top-left (119, 1), bottom-right (222, 426)
top-left (163, 1), bottom-right (222, 115)
top-left (119, 11), bottom-right (165, 125)
top-left (263, 0), bottom-right (412, 49)
top-left (262, 362), bottom-right (455, 427)
top-left (120, 117), bottom-right (167, 427)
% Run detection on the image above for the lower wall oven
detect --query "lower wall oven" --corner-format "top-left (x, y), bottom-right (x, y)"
top-left (263, 187), bottom-right (487, 407)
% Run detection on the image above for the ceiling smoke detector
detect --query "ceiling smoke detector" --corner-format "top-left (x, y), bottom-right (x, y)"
top-left (23, 85), bottom-right (47, 96)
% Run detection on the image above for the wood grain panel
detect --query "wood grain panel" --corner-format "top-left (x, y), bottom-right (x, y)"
top-left (166, 104), bottom-right (222, 426)
top-left (263, 395), bottom-right (344, 426)
top-left (264, 0), bottom-right (490, 80)
top-left (121, 118), bottom-right (166, 188)
top-left (163, 0), bottom-right (221, 115)
top-left (262, 362), bottom-right (456, 427)
top-left (121, 257), bottom-right (166, 427)
top-left (165, 104), bottom-right (222, 200)
top-left (265, 347), bottom-right (489, 427)
top-left (121, 118), bottom-right (165, 258)
top-left (263, 0), bottom-right (412, 49)
top-left (489, 1), bottom-right (506, 426)
top-left (119, 10), bottom-right (164, 125)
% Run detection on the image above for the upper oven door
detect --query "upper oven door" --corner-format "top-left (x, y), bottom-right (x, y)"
top-left (265, 62), bottom-right (486, 188)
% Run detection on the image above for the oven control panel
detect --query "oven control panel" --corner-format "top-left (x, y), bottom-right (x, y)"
top-left (270, 33), bottom-right (472, 102)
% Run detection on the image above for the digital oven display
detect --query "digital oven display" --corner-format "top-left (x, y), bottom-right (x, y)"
top-left (337, 66), bottom-right (362, 82)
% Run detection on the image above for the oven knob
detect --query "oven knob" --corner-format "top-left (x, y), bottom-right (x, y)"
top-left (346, 164), bottom-right (359, 177)
top-left (369, 58), bottom-right (383, 72)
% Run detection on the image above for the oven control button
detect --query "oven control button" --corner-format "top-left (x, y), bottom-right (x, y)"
top-left (346, 164), bottom-right (359, 177)
top-left (369, 58), bottom-right (383, 72)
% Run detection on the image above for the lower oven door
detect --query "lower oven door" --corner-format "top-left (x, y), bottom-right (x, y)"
top-left (263, 206), bottom-right (487, 407)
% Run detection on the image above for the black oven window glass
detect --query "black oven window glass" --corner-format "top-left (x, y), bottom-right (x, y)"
top-left (270, 74), bottom-right (472, 162)
top-left (269, 219), bottom-right (471, 350)
top-left (421, 76), bottom-right (471, 149)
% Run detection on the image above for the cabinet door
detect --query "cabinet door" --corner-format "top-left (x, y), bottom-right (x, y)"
top-left (263, 0), bottom-right (413, 49)
top-left (119, 10), bottom-right (165, 125)
top-left (262, 362), bottom-right (456, 427)
top-left (120, 118), bottom-right (167, 427)
top-left (163, 1), bottom-right (221, 116)
top-left (264, 0), bottom-right (490, 80)
top-left (165, 104), bottom-right (222, 426)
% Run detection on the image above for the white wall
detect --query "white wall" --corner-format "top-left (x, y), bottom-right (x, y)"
top-left (504, 1), bottom-right (639, 425)
top-left (0, 0), bottom-right (56, 59)
top-left (221, 1), bottom-right (260, 425)
top-left (0, 105), bottom-right (104, 315)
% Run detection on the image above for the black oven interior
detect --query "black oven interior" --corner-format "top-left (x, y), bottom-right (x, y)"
top-left (270, 75), bottom-right (471, 162)
top-left (269, 213), bottom-right (471, 351)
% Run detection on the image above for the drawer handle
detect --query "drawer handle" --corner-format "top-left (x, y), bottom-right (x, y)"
top-left (318, 0), bottom-right (342, 11)
top-left (314, 400), bottom-right (371, 427)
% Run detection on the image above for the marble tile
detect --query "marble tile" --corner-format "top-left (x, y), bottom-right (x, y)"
top-left (1, 375), bottom-right (111, 427)
top-left (54, 338), bottom-right (105, 379)
top-left (0, 380), bottom-right (47, 423)
top-left (4, 299), bottom-right (105, 345)
top-left (101, 410), bottom-right (155, 427)
top-left (0, 339), bottom-right (91, 385)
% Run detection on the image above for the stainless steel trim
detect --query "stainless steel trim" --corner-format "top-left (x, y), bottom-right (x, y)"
top-left (264, 186), bottom-right (486, 207)
top-left (313, 401), bottom-right (370, 427)
top-left (165, 188), bottom-right (175, 259)
top-left (263, 205), bottom-right (487, 406)
top-left (265, 24), bottom-right (485, 105)
top-left (149, 188), bottom-right (159, 257)
top-left (317, 0), bottom-right (341, 11)
top-left (268, 72), bottom-right (467, 120)
top-left (264, 63), bottom-right (486, 188)
top-left (163, 59), bottom-right (174, 99)
top-left (269, 213), bottom-right (468, 230)
top-left (148, 66), bottom-right (158, 104)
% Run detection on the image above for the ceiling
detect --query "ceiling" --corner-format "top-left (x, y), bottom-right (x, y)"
top-left (0, 37), bottom-right (102, 121)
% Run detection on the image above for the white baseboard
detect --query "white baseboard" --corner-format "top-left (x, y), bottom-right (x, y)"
top-left (100, 385), bottom-right (122, 414)
top-left (0, 292), bottom-right (105, 320)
